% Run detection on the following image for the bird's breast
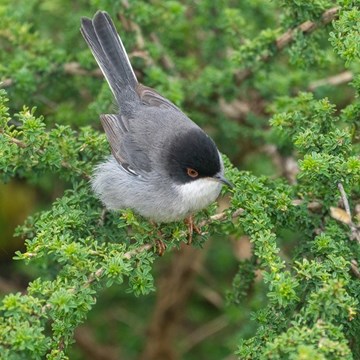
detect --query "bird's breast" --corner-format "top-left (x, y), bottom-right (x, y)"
top-left (175, 178), bottom-right (222, 215)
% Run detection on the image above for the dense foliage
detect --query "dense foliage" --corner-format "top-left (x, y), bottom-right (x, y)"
top-left (1, 0), bottom-right (360, 359)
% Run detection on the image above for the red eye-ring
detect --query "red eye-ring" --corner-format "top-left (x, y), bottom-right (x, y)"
top-left (187, 168), bottom-right (199, 178)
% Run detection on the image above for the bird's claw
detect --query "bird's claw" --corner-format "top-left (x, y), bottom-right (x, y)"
top-left (155, 239), bottom-right (167, 256)
top-left (185, 216), bottom-right (202, 245)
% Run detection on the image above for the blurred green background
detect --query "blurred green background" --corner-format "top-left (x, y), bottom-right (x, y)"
top-left (0, 0), bottom-right (356, 358)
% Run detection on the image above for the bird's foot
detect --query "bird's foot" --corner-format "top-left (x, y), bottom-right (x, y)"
top-left (98, 207), bottom-right (107, 226)
top-left (155, 238), bottom-right (167, 256)
top-left (184, 215), bottom-right (202, 245)
top-left (150, 223), bottom-right (167, 256)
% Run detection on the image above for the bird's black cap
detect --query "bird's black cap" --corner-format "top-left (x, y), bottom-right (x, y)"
top-left (166, 128), bottom-right (222, 184)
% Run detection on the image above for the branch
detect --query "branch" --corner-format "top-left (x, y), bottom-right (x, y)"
top-left (0, 276), bottom-right (24, 294)
top-left (181, 315), bottom-right (229, 354)
top-left (1, 129), bottom-right (91, 180)
top-left (84, 208), bottom-right (243, 292)
top-left (140, 244), bottom-right (206, 360)
top-left (0, 63), bottom-right (104, 89)
top-left (260, 145), bottom-right (299, 184)
top-left (236, 6), bottom-right (340, 83)
top-left (0, 131), bottom-right (27, 148)
top-left (338, 183), bottom-right (351, 218)
top-left (0, 78), bottom-right (13, 88)
top-left (309, 71), bottom-right (353, 91)
top-left (61, 161), bottom-right (91, 181)
top-left (336, 182), bottom-right (360, 243)
top-left (85, 243), bottom-right (154, 288)
top-left (63, 62), bottom-right (103, 78)
top-left (350, 260), bottom-right (360, 279)
top-left (74, 326), bottom-right (120, 360)
top-left (278, 7), bottom-right (340, 49)
top-left (198, 208), bottom-right (244, 228)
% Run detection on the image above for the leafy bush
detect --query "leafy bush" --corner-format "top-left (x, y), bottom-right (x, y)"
top-left (0, 0), bottom-right (359, 359)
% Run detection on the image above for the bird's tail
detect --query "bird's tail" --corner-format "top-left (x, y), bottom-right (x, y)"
top-left (80, 11), bottom-right (138, 104)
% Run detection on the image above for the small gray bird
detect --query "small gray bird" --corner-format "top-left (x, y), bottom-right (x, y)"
top-left (80, 11), bottom-right (231, 230)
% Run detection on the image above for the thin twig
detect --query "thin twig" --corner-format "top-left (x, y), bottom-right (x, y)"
top-left (42, 243), bottom-right (154, 314)
top-left (181, 315), bottom-right (229, 353)
top-left (123, 243), bottom-right (153, 260)
top-left (63, 62), bottom-right (103, 78)
top-left (338, 182), bottom-right (351, 218)
top-left (350, 260), bottom-right (360, 279)
top-left (1, 63), bottom-right (104, 89)
top-left (1, 131), bottom-right (27, 148)
top-left (309, 71), bottom-right (353, 91)
top-left (236, 6), bottom-right (340, 83)
top-left (85, 243), bottom-right (154, 287)
top-left (150, 33), bottom-right (175, 70)
top-left (199, 208), bottom-right (244, 228)
top-left (98, 207), bottom-right (107, 226)
top-left (278, 7), bottom-right (340, 49)
top-left (61, 161), bottom-right (91, 181)
top-left (337, 182), bottom-right (360, 243)
top-left (2, 128), bottom-right (91, 180)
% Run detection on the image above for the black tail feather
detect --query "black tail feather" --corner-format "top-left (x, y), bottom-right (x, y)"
top-left (80, 11), bottom-right (138, 104)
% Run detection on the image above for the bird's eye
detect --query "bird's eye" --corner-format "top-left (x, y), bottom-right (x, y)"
top-left (186, 168), bottom-right (199, 178)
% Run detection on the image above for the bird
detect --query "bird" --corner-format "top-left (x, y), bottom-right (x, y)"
top-left (80, 11), bottom-right (232, 247)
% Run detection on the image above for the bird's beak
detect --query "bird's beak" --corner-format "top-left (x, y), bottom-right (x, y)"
top-left (213, 174), bottom-right (234, 188)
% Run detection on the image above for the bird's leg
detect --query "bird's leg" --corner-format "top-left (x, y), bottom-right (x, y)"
top-left (184, 215), bottom-right (202, 245)
top-left (150, 221), bottom-right (167, 256)
top-left (155, 236), bottom-right (167, 256)
top-left (98, 207), bottom-right (107, 226)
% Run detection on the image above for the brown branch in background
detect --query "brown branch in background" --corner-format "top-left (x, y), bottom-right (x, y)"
top-left (132, 207), bottom-right (240, 359)
top-left (0, 276), bottom-right (24, 294)
top-left (277, 7), bottom-right (340, 50)
top-left (117, 10), bottom-right (180, 74)
top-left (276, 20), bottom-right (315, 49)
top-left (260, 145), bottom-right (299, 184)
top-left (140, 244), bottom-right (206, 360)
top-left (117, 10), bottom-right (145, 49)
top-left (195, 285), bottom-right (224, 308)
top-left (338, 183), bottom-right (352, 218)
top-left (336, 182), bottom-right (360, 243)
top-left (308, 71), bottom-right (353, 91)
top-left (63, 62), bottom-right (103, 78)
top-left (236, 6), bottom-right (340, 83)
top-left (180, 315), bottom-right (229, 354)
top-left (350, 260), bottom-right (360, 279)
top-left (75, 326), bottom-right (120, 360)
top-left (149, 33), bottom-right (175, 71)
top-left (219, 98), bottom-right (251, 120)
top-left (0, 12), bottom-right (171, 90)
top-left (1, 62), bottom-right (104, 89)
top-left (0, 78), bottom-right (13, 88)
top-left (1, 8), bottom-right (340, 91)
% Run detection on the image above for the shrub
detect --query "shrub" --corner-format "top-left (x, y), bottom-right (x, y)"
top-left (0, 1), bottom-right (359, 359)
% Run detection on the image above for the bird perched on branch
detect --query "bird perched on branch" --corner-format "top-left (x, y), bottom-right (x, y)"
top-left (80, 11), bottom-right (232, 249)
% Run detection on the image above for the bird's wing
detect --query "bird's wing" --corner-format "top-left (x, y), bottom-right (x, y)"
top-left (100, 113), bottom-right (151, 175)
top-left (136, 84), bottom-right (184, 113)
